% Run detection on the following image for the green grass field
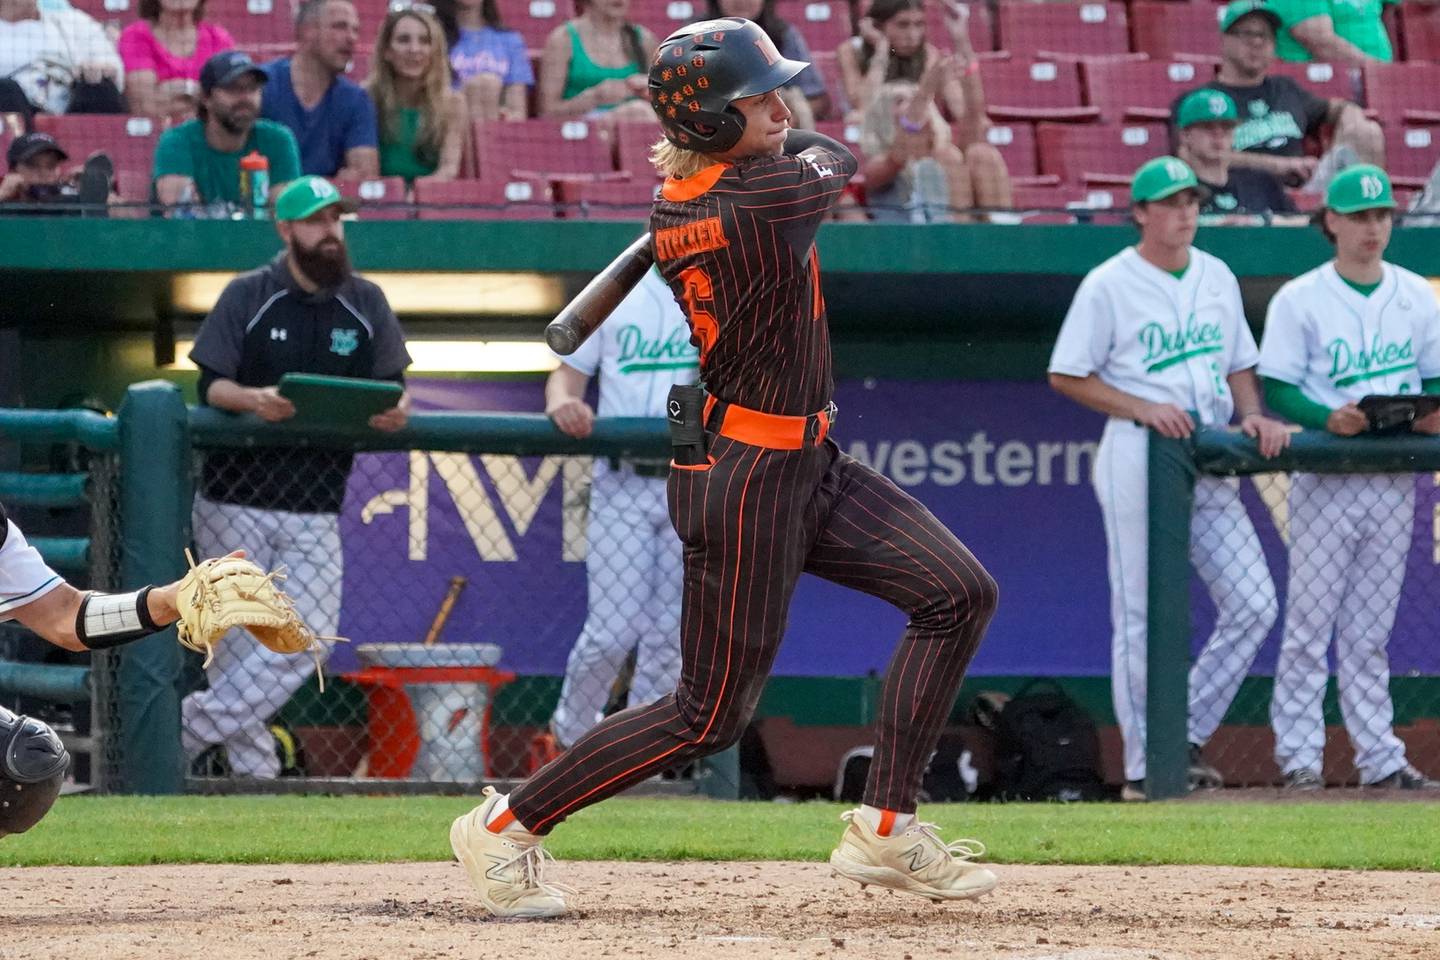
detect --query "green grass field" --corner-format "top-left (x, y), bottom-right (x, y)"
top-left (3, 796), bottom-right (1437, 871)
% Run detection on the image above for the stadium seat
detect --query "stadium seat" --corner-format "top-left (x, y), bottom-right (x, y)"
top-left (784, 0), bottom-right (854, 54)
top-left (982, 122), bottom-right (1038, 178)
top-left (923, 0), bottom-right (995, 53)
top-left (475, 118), bottom-right (618, 180)
top-left (1131, 3), bottom-right (1226, 61)
top-left (205, 0), bottom-right (295, 47)
top-left (997, 3), bottom-right (1129, 60)
top-left (814, 119), bottom-right (866, 168)
top-left (413, 177), bottom-right (555, 219)
top-left (980, 60), bottom-right (1100, 122)
top-left (1008, 182), bottom-right (1084, 210)
top-left (628, 0), bottom-right (700, 38)
top-left (1399, 0), bottom-right (1440, 61)
top-left (1383, 125), bottom-right (1440, 184)
top-left (1037, 121), bottom-right (1168, 185)
top-left (614, 122), bottom-right (664, 178)
top-left (1084, 59), bottom-right (1214, 123)
top-left (338, 177), bottom-right (411, 220)
top-left (554, 178), bottom-right (660, 219)
top-left (113, 169), bottom-right (153, 204)
top-left (32, 115), bottom-right (161, 178)
top-left (1268, 62), bottom-right (1356, 104)
top-left (509, 0), bottom-right (570, 50)
top-left (1363, 63), bottom-right (1440, 125)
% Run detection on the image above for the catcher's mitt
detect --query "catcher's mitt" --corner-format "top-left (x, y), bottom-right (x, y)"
top-left (176, 551), bottom-right (334, 685)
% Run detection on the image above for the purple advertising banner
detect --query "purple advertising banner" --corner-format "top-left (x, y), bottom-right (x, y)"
top-left (332, 378), bottom-right (1440, 679)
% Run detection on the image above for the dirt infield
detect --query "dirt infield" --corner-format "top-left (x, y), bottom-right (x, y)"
top-left (4, 860), bottom-right (1436, 960)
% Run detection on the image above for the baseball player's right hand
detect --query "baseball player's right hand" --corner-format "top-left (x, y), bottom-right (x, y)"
top-left (547, 398), bottom-right (595, 438)
top-left (1137, 402), bottom-right (1195, 439)
top-left (250, 386), bottom-right (296, 423)
top-left (1326, 403), bottom-right (1368, 437)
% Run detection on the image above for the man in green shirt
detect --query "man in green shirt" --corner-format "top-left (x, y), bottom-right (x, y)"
top-left (1267, 0), bottom-right (1394, 64)
top-left (153, 50), bottom-right (302, 215)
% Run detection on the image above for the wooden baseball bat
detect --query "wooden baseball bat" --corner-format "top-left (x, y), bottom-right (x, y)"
top-left (544, 232), bottom-right (655, 355)
top-left (422, 575), bottom-right (467, 647)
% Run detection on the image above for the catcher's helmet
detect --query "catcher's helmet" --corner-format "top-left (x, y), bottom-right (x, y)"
top-left (0, 705), bottom-right (69, 839)
top-left (648, 18), bottom-right (808, 154)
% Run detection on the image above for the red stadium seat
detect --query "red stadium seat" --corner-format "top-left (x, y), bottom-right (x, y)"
top-left (627, 0), bottom-right (700, 38)
top-left (614, 121), bottom-right (664, 178)
top-left (1037, 121), bottom-right (1168, 185)
top-left (413, 177), bottom-right (555, 219)
top-left (33, 115), bottom-right (161, 178)
top-left (338, 177), bottom-right (411, 220)
top-left (922, 1), bottom-right (995, 53)
top-left (784, 0), bottom-right (854, 54)
top-left (475, 118), bottom-right (618, 180)
top-left (554, 178), bottom-right (660, 218)
top-left (980, 60), bottom-right (1100, 122)
top-left (1131, 2), bottom-right (1226, 61)
top-left (1383, 125), bottom-right (1440, 185)
top-left (981, 122), bottom-right (1038, 177)
top-left (997, 2), bottom-right (1129, 60)
top-left (205, 0), bottom-right (295, 46)
top-left (1363, 62), bottom-right (1440, 125)
top-left (509, 0), bottom-right (571, 50)
top-left (1268, 62), bottom-right (1356, 103)
top-left (1084, 59), bottom-right (1214, 123)
top-left (113, 168), bottom-right (153, 204)
top-left (1399, 0), bottom-right (1440, 61)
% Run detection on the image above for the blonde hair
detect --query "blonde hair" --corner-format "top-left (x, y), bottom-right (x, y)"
top-left (366, 9), bottom-right (452, 167)
top-left (859, 81), bottom-right (949, 160)
top-left (649, 136), bottom-right (718, 179)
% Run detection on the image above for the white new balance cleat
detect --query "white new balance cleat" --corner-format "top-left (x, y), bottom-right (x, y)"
top-left (829, 810), bottom-right (998, 903)
top-left (450, 787), bottom-right (573, 919)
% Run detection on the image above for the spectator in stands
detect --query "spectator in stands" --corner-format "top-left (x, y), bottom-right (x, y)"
top-left (261, 0), bottom-right (379, 180)
top-left (153, 50), bottom-right (301, 213)
top-left (182, 174), bottom-right (410, 780)
top-left (1175, 89), bottom-right (1294, 217)
top-left (1269, 0), bottom-right (1393, 65)
top-left (860, 65), bottom-right (970, 221)
top-left (0, 130), bottom-right (114, 212)
top-left (844, 0), bottom-right (1009, 212)
top-left (366, 7), bottom-right (466, 183)
top-left (118, 0), bottom-right (236, 123)
top-left (0, 0), bottom-right (125, 119)
top-left (537, 0), bottom-right (655, 122)
top-left (1409, 160), bottom-right (1440, 226)
top-left (705, 0), bottom-right (829, 127)
top-left (434, 0), bottom-right (532, 122)
top-left (1175, 0), bottom-right (1382, 196)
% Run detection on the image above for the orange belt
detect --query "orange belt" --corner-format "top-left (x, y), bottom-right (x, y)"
top-left (703, 395), bottom-right (837, 450)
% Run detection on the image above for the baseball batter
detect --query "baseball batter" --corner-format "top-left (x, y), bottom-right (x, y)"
top-left (0, 499), bottom-right (202, 837)
top-left (450, 18), bottom-right (999, 919)
top-left (545, 266), bottom-right (698, 751)
top-left (1258, 165), bottom-right (1440, 790)
top-left (1049, 156), bottom-right (1290, 799)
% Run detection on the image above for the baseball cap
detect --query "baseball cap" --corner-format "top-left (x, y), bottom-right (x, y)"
top-left (1176, 89), bottom-right (1239, 129)
top-left (1325, 164), bottom-right (1395, 214)
top-left (199, 50), bottom-right (268, 94)
top-left (1220, 0), bottom-right (1282, 34)
top-left (1131, 156), bottom-right (1204, 204)
top-left (274, 175), bottom-right (358, 221)
top-left (7, 132), bottom-right (67, 170)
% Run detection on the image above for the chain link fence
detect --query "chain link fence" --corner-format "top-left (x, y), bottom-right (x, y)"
top-left (184, 435), bottom-right (690, 793)
top-left (1156, 433), bottom-right (1440, 794)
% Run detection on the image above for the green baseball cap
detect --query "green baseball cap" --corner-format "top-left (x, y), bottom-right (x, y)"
top-left (1176, 89), bottom-right (1239, 128)
top-left (1220, 0), bottom-right (1282, 34)
top-left (1325, 164), bottom-right (1396, 214)
top-left (274, 175), bottom-right (358, 221)
top-left (1131, 156), bottom-right (1204, 204)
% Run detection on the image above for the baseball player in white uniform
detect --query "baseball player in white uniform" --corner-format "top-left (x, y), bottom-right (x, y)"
top-left (543, 266), bottom-right (700, 750)
top-left (1049, 156), bottom-right (1290, 799)
top-left (1258, 165), bottom-right (1440, 791)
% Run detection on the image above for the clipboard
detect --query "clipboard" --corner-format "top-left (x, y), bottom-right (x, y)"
top-left (1357, 394), bottom-right (1440, 435)
top-left (277, 373), bottom-right (403, 426)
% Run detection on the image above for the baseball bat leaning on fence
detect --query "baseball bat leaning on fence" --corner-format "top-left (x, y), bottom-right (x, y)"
top-left (544, 232), bottom-right (655, 355)
top-left (423, 576), bottom-right (467, 647)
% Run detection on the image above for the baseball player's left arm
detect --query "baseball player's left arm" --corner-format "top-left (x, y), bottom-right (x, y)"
top-left (9, 581), bottom-right (179, 653)
top-left (1227, 368), bottom-right (1291, 457)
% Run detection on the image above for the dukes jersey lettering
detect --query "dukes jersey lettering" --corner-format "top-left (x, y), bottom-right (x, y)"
top-left (1048, 247), bottom-right (1258, 426)
top-left (1259, 262), bottom-right (1440, 408)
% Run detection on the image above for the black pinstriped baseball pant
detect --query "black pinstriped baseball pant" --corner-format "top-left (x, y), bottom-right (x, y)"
top-left (509, 433), bottom-right (998, 834)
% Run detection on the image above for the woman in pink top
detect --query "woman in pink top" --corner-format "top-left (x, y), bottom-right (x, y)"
top-left (118, 0), bottom-right (235, 120)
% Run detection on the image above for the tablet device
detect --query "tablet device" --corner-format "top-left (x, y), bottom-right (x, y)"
top-left (1357, 394), bottom-right (1440, 435)
top-left (277, 373), bottom-right (403, 426)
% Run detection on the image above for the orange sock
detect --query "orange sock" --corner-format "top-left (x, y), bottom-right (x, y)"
top-left (859, 804), bottom-right (915, 837)
top-left (485, 808), bottom-right (517, 834)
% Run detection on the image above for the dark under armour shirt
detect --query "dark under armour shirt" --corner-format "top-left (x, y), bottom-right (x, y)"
top-left (650, 129), bottom-right (858, 417)
top-left (1200, 167), bottom-right (1296, 215)
top-left (190, 254), bottom-right (411, 512)
top-left (1171, 76), bottom-right (1330, 157)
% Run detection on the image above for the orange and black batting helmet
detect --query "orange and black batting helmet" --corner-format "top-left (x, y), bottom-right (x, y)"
top-left (648, 18), bottom-right (808, 154)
